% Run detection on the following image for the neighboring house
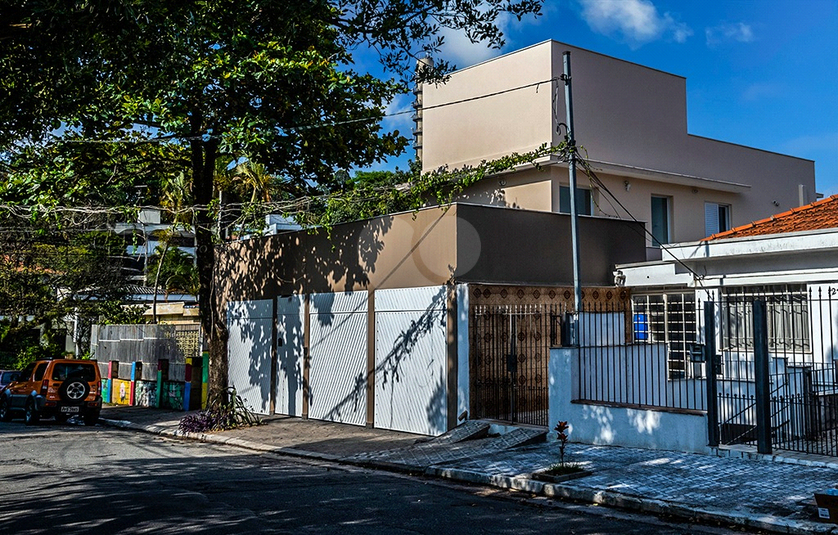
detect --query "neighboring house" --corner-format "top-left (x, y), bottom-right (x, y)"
top-left (595, 195), bottom-right (838, 457)
top-left (215, 203), bottom-right (646, 436)
top-left (417, 40), bottom-right (817, 259)
top-left (114, 208), bottom-right (196, 282)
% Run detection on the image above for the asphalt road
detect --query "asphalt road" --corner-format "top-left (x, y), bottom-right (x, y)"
top-left (0, 419), bottom-right (754, 534)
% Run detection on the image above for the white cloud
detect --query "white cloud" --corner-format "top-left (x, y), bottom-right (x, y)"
top-left (577, 0), bottom-right (692, 47)
top-left (381, 93), bottom-right (414, 137)
top-left (706, 22), bottom-right (755, 46)
top-left (782, 131), bottom-right (838, 154)
top-left (438, 12), bottom-right (514, 67)
top-left (741, 82), bottom-right (784, 102)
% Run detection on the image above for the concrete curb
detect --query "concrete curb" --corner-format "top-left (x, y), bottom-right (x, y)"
top-left (99, 418), bottom-right (837, 535)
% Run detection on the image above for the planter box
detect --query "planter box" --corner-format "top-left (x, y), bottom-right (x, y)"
top-left (530, 468), bottom-right (592, 484)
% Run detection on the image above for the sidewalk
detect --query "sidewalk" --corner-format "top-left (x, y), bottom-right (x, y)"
top-left (99, 405), bottom-right (838, 534)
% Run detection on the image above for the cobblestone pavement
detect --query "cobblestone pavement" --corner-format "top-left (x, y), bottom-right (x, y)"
top-left (98, 406), bottom-right (838, 534)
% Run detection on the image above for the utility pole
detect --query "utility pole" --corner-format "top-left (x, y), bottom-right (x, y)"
top-left (562, 50), bottom-right (582, 344)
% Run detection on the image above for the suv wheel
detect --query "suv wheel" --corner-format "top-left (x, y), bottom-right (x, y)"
top-left (0, 397), bottom-right (11, 422)
top-left (24, 399), bottom-right (40, 425)
top-left (59, 378), bottom-right (90, 403)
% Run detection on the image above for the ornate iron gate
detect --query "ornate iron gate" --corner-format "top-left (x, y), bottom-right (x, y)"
top-left (470, 305), bottom-right (558, 426)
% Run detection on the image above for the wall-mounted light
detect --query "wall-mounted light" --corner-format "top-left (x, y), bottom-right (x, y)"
top-left (692, 188), bottom-right (699, 194)
top-left (772, 200), bottom-right (780, 207)
top-left (624, 180), bottom-right (631, 192)
top-left (499, 178), bottom-right (507, 187)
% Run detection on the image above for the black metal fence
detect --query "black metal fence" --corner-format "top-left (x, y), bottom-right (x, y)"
top-left (704, 286), bottom-right (838, 457)
top-left (574, 299), bottom-right (706, 411)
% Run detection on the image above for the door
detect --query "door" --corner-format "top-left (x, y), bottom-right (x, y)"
top-left (470, 304), bottom-right (553, 426)
top-left (308, 292), bottom-right (368, 426)
top-left (227, 299), bottom-right (273, 415)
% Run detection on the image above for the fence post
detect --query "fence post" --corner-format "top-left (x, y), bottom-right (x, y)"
top-left (704, 303), bottom-right (720, 447)
top-left (753, 299), bottom-right (773, 455)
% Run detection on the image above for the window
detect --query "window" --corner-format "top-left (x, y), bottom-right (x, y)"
top-left (722, 285), bottom-right (810, 352)
top-left (559, 186), bottom-right (592, 215)
top-left (650, 196), bottom-right (670, 246)
top-left (632, 292), bottom-right (697, 378)
top-left (33, 363), bottom-right (47, 382)
top-left (705, 202), bottom-right (731, 237)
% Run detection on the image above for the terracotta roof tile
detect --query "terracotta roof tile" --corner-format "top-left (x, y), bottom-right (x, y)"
top-left (705, 194), bottom-right (838, 241)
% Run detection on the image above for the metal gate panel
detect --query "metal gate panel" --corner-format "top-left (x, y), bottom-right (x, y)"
top-left (227, 300), bottom-right (273, 415)
top-left (276, 295), bottom-right (305, 417)
top-left (375, 286), bottom-right (447, 436)
top-left (308, 292), bottom-right (368, 426)
top-left (470, 304), bottom-right (553, 426)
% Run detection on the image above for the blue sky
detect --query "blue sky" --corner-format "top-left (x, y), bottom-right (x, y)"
top-left (371, 0), bottom-right (838, 196)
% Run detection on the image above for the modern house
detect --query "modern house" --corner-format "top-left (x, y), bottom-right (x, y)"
top-left (416, 40), bottom-right (817, 259)
top-left (215, 203), bottom-right (646, 436)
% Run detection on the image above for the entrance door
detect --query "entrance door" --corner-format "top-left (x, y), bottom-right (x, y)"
top-left (470, 305), bottom-right (553, 426)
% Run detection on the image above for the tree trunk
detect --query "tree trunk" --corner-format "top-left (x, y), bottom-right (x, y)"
top-left (190, 124), bottom-right (227, 399)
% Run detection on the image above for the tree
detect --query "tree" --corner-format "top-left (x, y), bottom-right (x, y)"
top-left (1, 0), bottom-right (544, 397)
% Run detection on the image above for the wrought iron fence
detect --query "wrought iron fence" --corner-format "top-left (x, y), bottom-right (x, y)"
top-left (574, 300), bottom-right (706, 411)
top-left (706, 286), bottom-right (838, 457)
top-left (470, 304), bottom-right (564, 426)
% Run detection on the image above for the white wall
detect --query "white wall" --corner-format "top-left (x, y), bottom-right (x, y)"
top-left (550, 347), bottom-right (710, 453)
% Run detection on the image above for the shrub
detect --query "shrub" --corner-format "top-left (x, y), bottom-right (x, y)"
top-left (178, 387), bottom-right (262, 433)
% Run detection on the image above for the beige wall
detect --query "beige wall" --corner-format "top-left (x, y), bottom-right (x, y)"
top-left (421, 40), bottom-right (817, 246)
top-left (214, 203), bottom-right (646, 307)
top-left (422, 43), bottom-right (554, 171)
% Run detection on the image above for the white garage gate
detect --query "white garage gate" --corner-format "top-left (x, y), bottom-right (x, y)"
top-left (307, 292), bottom-right (368, 426)
top-left (276, 295), bottom-right (305, 417)
top-left (375, 286), bottom-right (448, 435)
top-left (226, 300), bottom-right (273, 415)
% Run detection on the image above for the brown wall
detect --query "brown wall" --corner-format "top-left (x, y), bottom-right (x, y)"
top-left (454, 204), bottom-right (646, 285)
top-left (214, 203), bottom-right (646, 308)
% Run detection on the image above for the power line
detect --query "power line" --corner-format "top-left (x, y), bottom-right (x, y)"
top-left (12, 78), bottom-right (561, 145)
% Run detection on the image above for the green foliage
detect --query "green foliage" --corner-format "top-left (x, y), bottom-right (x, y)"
top-left (0, 0), bottom-right (545, 396)
top-left (97, 302), bottom-right (147, 326)
top-left (13, 342), bottom-right (64, 371)
top-left (147, 247), bottom-right (199, 296)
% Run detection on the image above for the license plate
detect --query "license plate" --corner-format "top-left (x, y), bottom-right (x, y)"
top-left (60, 406), bottom-right (80, 413)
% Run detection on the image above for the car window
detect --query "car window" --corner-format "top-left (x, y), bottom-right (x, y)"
top-left (1, 371), bottom-right (18, 383)
top-left (33, 363), bottom-right (47, 382)
top-left (18, 363), bottom-right (36, 381)
top-left (51, 363), bottom-right (97, 382)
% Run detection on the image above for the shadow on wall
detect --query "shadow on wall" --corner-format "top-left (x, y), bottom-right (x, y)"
top-left (217, 214), bottom-right (399, 410)
top-left (315, 287), bottom-right (447, 429)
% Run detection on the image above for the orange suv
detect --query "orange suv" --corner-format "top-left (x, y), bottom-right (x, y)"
top-left (0, 358), bottom-right (102, 426)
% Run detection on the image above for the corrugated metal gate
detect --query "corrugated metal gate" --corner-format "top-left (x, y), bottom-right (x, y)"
top-left (308, 292), bottom-right (368, 426)
top-left (374, 286), bottom-right (448, 435)
top-left (470, 304), bottom-right (556, 426)
top-left (276, 295), bottom-right (305, 417)
top-left (227, 300), bottom-right (273, 415)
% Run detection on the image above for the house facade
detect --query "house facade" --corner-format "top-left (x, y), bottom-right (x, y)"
top-left (417, 40), bottom-right (817, 259)
top-left (603, 195), bottom-right (838, 456)
top-left (214, 203), bottom-right (645, 436)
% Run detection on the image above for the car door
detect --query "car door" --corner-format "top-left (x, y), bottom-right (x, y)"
top-left (7, 363), bottom-right (36, 409)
